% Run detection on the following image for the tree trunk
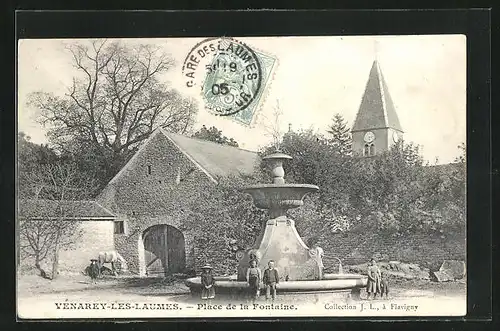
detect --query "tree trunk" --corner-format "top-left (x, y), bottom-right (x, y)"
top-left (51, 229), bottom-right (61, 280)
top-left (35, 256), bottom-right (49, 279)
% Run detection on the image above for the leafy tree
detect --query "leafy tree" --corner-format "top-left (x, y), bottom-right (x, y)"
top-left (418, 143), bottom-right (466, 235)
top-left (260, 129), bottom-right (327, 185)
top-left (178, 176), bottom-right (265, 275)
top-left (27, 40), bottom-right (198, 186)
top-left (260, 127), bottom-right (466, 238)
top-left (261, 129), bottom-right (354, 210)
top-left (260, 129), bottom-right (356, 240)
top-left (192, 125), bottom-right (239, 147)
top-left (327, 113), bottom-right (352, 156)
top-left (346, 141), bottom-right (427, 234)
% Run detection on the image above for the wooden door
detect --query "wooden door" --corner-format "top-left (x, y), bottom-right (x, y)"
top-left (143, 225), bottom-right (168, 276)
top-left (166, 226), bottom-right (186, 274)
top-left (143, 224), bottom-right (186, 276)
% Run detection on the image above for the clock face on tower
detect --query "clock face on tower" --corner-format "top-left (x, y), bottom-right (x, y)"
top-left (364, 131), bottom-right (375, 143)
top-left (392, 131), bottom-right (399, 143)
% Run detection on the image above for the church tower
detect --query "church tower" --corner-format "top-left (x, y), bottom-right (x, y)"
top-left (351, 60), bottom-right (404, 157)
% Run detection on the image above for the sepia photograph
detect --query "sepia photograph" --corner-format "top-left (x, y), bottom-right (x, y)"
top-left (16, 34), bottom-right (467, 319)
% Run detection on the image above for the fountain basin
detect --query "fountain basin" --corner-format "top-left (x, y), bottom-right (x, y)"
top-left (242, 184), bottom-right (319, 209)
top-left (185, 273), bottom-right (367, 296)
top-left (262, 153), bottom-right (293, 161)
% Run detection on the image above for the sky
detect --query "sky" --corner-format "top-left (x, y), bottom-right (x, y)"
top-left (17, 35), bottom-right (466, 164)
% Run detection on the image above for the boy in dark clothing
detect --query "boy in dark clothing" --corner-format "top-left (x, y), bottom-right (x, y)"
top-left (263, 260), bottom-right (279, 301)
top-left (88, 259), bottom-right (99, 284)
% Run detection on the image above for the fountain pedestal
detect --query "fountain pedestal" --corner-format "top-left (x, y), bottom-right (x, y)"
top-left (236, 215), bottom-right (319, 281)
top-left (184, 152), bottom-right (368, 297)
top-left (236, 153), bottom-right (321, 281)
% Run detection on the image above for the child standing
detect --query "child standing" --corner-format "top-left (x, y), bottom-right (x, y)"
top-left (200, 265), bottom-right (215, 301)
top-left (366, 258), bottom-right (381, 300)
top-left (263, 260), bottom-right (280, 301)
top-left (380, 271), bottom-right (390, 299)
top-left (246, 259), bottom-right (261, 301)
top-left (313, 243), bottom-right (325, 280)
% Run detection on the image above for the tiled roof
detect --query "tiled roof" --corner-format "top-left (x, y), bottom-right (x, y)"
top-left (18, 199), bottom-right (116, 220)
top-left (104, 128), bottom-right (260, 188)
top-left (352, 60), bottom-right (403, 133)
top-left (164, 131), bottom-right (259, 179)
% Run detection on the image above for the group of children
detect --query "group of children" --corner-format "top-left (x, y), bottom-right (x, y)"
top-left (366, 258), bottom-right (390, 299)
top-left (200, 259), bottom-right (280, 301)
top-left (88, 250), bottom-right (388, 301)
top-left (201, 257), bottom-right (389, 301)
top-left (247, 259), bottom-right (279, 301)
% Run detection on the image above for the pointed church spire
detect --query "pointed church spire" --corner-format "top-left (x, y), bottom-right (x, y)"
top-left (351, 59), bottom-right (403, 133)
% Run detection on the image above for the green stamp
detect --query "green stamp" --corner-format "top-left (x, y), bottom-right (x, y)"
top-left (182, 37), bottom-right (268, 117)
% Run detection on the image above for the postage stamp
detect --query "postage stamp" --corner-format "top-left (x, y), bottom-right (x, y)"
top-left (183, 37), bottom-right (262, 116)
top-left (182, 37), bottom-right (277, 126)
top-left (17, 34), bottom-right (468, 319)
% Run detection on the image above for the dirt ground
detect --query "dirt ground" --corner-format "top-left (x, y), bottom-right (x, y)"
top-left (17, 273), bottom-right (466, 319)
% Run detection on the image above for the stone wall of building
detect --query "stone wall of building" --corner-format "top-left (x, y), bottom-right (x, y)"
top-left (59, 221), bottom-right (115, 273)
top-left (320, 231), bottom-right (466, 272)
top-left (19, 220), bottom-right (115, 275)
top-left (97, 132), bottom-right (215, 275)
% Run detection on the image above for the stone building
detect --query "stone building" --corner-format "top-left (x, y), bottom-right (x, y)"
top-left (18, 129), bottom-right (258, 276)
top-left (351, 60), bottom-right (404, 156)
top-left (96, 129), bottom-right (258, 276)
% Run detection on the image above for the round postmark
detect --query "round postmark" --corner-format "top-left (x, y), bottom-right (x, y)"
top-left (182, 37), bottom-right (263, 116)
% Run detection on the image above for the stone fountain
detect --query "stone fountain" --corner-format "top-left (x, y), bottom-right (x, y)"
top-left (236, 153), bottom-right (322, 281)
top-left (186, 152), bottom-right (367, 297)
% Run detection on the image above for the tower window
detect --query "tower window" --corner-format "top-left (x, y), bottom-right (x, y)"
top-left (147, 165), bottom-right (152, 175)
top-left (114, 221), bottom-right (125, 234)
top-left (369, 144), bottom-right (375, 156)
top-left (364, 143), bottom-right (375, 157)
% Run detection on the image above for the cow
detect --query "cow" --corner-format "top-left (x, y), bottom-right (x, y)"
top-left (97, 251), bottom-right (128, 276)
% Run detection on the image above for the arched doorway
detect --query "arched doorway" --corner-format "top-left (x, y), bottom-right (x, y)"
top-left (142, 224), bottom-right (186, 276)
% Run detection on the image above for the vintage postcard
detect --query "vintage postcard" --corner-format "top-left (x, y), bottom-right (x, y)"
top-left (16, 35), bottom-right (466, 319)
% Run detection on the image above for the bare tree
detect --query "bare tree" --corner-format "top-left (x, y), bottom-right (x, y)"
top-left (262, 99), bottom-right (284, 152)
top-left (19, 162), bottom-right (95, 279)
top-left (27, 40), bottom-right (198, 180)
top-left (19, 219), bottom-right (57, 279)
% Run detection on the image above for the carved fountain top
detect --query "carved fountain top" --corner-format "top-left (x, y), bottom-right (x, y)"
top-left (243, 152), bottom-right (319, 213)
